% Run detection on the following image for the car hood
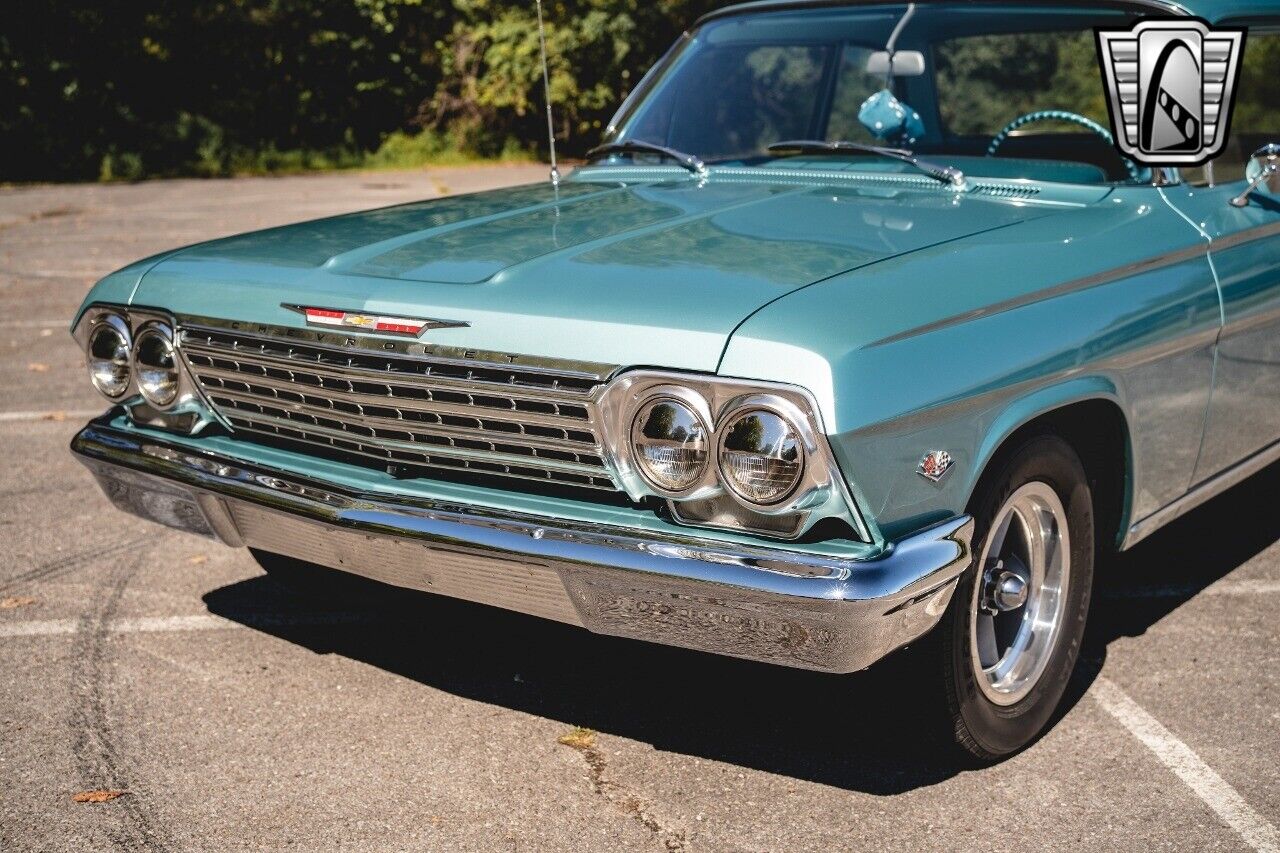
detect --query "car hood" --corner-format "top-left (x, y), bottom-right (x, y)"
top-left (135, 173), bottom-right (1060, 371)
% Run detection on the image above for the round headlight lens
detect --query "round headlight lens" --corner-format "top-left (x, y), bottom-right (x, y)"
top-left (631, 398), bottom-right (710, 493)
top-left (87, 318), bottom-right (131, 399)
top-left (134, 327), bottom-right (179, 407)
top-left (719, 410), bottom-right (804, 505)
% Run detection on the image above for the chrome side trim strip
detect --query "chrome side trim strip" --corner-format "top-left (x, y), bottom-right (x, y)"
top-left (1124, 438), bottom-right (1280, 548)
top-left (1208, 218), bottom-right (1280, 253)
top-left (868, 240), bottom-right (1209, 348)
top-left (71, 419), bottom-right (974, 673)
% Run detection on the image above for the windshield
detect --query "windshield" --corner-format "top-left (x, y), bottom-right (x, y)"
top-left (603, 3), bottom-right (1149, 184)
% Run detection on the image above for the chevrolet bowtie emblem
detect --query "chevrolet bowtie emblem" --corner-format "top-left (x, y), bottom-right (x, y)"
top-left (1096, 18), bottom-right (1246, 167)
top-left (282, 304), bottom-right (470, 338)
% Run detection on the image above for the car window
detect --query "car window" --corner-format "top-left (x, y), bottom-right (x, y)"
top-left (1195, 30), bottom-right (1280, 183)
top-left (624, 43), bottom-right (832, 161)
top-left (606, 4), bottom-right (1146, 183)
top-left (934, 30), bottom-right (1108, 136)
top-left (825, 45), bottom-right (883, 144)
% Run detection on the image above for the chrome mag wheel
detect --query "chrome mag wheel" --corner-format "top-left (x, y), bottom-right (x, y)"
top-left (968, 481), bottom-right (1071, 706)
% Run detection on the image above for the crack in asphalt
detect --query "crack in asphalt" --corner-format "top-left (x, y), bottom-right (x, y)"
top-left (0, 535), bottom-right (153, 593)
top-left (69, 550), bottom-right (173, 852)
top-left (562, 735), bottom-right (687, 851)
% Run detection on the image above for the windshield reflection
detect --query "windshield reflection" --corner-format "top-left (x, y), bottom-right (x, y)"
top-left (600, 3), bottom-right (1144, 185)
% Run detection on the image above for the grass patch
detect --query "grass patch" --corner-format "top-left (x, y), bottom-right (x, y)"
top-left (96, 129), bottom-right (536, 182)
top-left (557, 726), bottom-right (597, 750)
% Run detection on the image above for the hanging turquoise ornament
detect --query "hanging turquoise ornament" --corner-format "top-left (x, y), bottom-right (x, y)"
top-left (858, 89), bottom-right (926, 147)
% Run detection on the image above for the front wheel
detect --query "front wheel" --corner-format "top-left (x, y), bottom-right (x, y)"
top-left (938, 434), bottom-right (1095, 760)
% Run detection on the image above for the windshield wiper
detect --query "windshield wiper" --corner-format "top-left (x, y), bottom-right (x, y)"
top-left (767, 140), bottom-right (966, 189)
top-left (587, 141), bottom-right (708, 177)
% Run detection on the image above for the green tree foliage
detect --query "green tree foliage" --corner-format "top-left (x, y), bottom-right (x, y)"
top-left (0, 0), bottom-right (717, 180)
top-left (3, 4), bottom-right (1276, 182)
top-left (1235, 33), bottom-right (1280, 132)
top-left (426, 1), bottom-right (718, 145)
top-left (935, 31), bottom-right (1108, 135)
top-left (3, 0), bottom-right (455, 180)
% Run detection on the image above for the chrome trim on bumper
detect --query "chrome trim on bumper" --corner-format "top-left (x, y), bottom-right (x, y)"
top-left (71, 419), bottom-right (973, 673)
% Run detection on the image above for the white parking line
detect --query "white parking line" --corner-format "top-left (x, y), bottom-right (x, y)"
top-left (0, 409), bottom-right (103, 423)
top-left (0, 611), bottom-right (383, 638)
top-left (1092, 676), bottom-right (1280, 853)
top-left (0, 318), bottom-right (67, 328)
top-left (1103, 580), bottom-right (1280, 598)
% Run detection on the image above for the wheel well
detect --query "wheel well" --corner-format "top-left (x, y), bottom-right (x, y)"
top-left (979, 400), bottom-right (1130, 552)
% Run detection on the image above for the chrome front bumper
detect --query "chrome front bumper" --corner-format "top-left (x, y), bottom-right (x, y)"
top-left (72, 420), bottom-right (973, 674)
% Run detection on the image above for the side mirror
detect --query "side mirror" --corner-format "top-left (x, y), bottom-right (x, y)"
top-left (1229, 143), bottom-right (1280, 207)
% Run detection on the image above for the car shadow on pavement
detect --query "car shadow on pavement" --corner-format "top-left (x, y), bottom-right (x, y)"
top-left (202, 461), bottom-right (1279, 795)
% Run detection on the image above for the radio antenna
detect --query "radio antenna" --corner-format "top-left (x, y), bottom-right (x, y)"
top-left (535, 0), bottom-right (560, 187)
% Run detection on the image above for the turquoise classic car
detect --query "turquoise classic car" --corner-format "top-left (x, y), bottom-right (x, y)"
top-left (71, 0), bottom-right (1280, 759)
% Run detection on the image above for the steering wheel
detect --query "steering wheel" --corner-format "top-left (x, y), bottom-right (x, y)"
top-left (987, 110), bottom-right (1141, 183)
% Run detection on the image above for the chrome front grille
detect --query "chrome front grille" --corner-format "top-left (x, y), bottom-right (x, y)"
top-left (179, 324), bottom-right (620, 492)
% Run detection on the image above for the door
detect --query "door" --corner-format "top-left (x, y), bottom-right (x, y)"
top-left (1165, 25), bottom-right (1280, 483)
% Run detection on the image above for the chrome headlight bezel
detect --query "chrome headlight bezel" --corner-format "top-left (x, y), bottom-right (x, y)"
top-left (72, 303), bottom-right (217, 434)
top-left (84, 312), bottom-right (132, 400)
top-left (598, 371), bottom-right (866, 541)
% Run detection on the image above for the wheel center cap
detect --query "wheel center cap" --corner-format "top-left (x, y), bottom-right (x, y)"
top-left (983, 562), bottom-right (1029, 612)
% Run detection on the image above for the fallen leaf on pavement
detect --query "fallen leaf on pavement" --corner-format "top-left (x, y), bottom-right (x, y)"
top-left (73, 790), bottom-right (127, 804)
top-left (41, 412), bottom-right (67, 422)
top-left (188, 555), bottom-right (207, 565)
top-left (0, 596), bottom-right (38, 610)
top-left (27, 363), bottom-right (50, 372)
top-left (557, 727), bottom-right (596, 750)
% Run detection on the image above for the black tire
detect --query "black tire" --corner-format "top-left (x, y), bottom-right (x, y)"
top-left (938, 433), bottom-right (1095, 761)
top-left (250, 548), bottom-right (386, 603)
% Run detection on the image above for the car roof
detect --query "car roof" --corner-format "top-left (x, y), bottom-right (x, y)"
top-left (696, 0), bottom-right (1276, 27)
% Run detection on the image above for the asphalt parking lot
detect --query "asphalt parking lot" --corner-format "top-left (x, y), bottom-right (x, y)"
top-left (1, 167), bottom-right (1278, 852)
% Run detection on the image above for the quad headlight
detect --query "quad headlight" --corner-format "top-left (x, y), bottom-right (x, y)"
top-left (608, 373), bottom-right (863, 540)
top-left (134, 324), bottom-right (179, 408)
top-left (74, 306), bottom-right (212, 434)
top-left (630, 397), bottom-right (710, 494)
top-left (86, 314), bottom-right (132, 399)
top-left (718, 409), bottom-right (804, 505)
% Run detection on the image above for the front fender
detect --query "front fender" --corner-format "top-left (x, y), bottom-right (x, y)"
top-left (72, 249), bottom-right (184, 331)
top-left (835, 376), bottom-right (1132, 544)
top-left (718, 188), bottom-right (1215, 544)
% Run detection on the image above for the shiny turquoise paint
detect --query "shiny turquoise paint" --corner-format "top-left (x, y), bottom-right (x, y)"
top-left (115, 168), bottom-right (1049, 372)
top-left (69, 250), bottom-right (179, 333)
top-left (721, 183), bottom-right (1226, 542)
top-left (76, 167), bottom-right (1234, 549)
top-left (1162, 182), bottom-right (1280, 487)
